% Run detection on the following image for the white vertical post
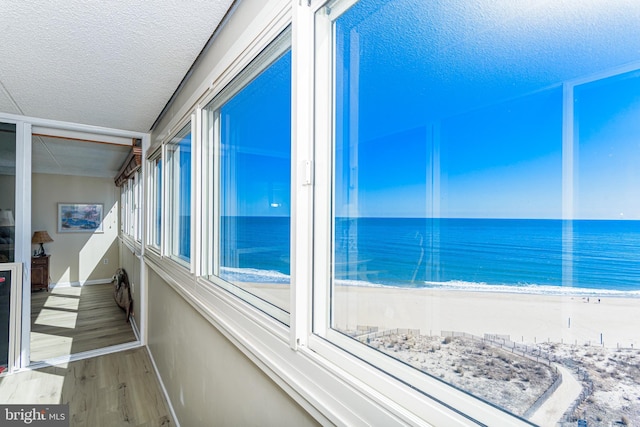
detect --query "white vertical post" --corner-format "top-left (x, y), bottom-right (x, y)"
top-left (191, 113), bottom-right (199, 276)
top-left (139, 133), bottom-right (150, 345)
top-left (291, 0), bottom-right (316, 349)
top-left (16, 121), bottom-right (32, 368)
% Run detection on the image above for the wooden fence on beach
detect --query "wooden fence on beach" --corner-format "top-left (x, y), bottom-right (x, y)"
top-left (442, 330), bottom-right (599, 424)
top-left (351, 327), bottom-right (599, 423)
top-left (352, 327), bottom-right (559, 365)
top-left (559, 367), bottom-right (594, 424)
top-left (441, 331), bottom-right (558, 365)
top-left (352, 327), bottom-right (421, 342)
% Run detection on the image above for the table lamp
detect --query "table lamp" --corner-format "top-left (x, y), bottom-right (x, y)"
top-left (0, 209), bottom-right (14, 226)
top-left (32, 230), bottom-right (54, 256)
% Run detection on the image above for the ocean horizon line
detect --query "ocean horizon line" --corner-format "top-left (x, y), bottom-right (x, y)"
top-left (221, 266), bottom-right (640, 298)
top-left (221, 216), bottom-right (640, 293)
top-left (335, 278), bottom-right (640, 298)
top-left (222, 215), bottom-right (640, 221)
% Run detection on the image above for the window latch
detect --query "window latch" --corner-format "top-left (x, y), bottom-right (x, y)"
top-left (303, 160), bottom-right (313, 186)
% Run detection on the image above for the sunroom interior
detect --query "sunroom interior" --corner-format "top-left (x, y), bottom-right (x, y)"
top-left (1, 0), bottom-right (640, 426)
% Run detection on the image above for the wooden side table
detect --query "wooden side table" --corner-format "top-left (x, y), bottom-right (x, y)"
top-left (31, 255), bottom-right (50, 292)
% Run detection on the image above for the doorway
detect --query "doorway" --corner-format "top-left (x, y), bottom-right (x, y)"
top-left (27, 125), bottom-right (144, 365)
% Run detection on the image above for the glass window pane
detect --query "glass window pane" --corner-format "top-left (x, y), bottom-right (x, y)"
top-left (0, 123), bottom-right (16, 264)
top-left (120, 186), bottom-right (126, 234)
top-left (572, 71), bottom-right (640, 290)
top-left (148, 153), bottom-right (162, 248)
top-left (210, 49), bottom-right (291, 319)
top-left (128, 179), bottom-right (134, 236)
top-left (0, 122), bottom-right (16, 372)
top-left (329, 0), bottom-right (640, 423)
top-left (135, 171), bottom-right (142, 242)
top-left (149, 156), bottom-right (162, 248)
top-left (167, 125), bottom-right (191, 262)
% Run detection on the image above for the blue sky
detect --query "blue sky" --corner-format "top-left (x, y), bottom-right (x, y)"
top-left (220, 51), bottom-right (291, 217)
top-left (337, 71), bottom-right (640, 219)
top-left (574, 71), bottom-right (640, 219)
top-left (334, 1), bottom-right (640, 220)
top-left (216, 1), bottom-right (640, 221)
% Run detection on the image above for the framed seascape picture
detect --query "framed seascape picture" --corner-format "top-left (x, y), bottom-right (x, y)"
top-left (58, 203), bottom-right (104, 233)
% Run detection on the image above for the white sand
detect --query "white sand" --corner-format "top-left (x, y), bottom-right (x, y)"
top-left (239, 281), bottom-right (640, 424)
top-left (236, 281), bottom-right (640, 347)
top-left (237, 283), bottom-right (290, 312)
top-left (333, 286), bottom-right (640, 348)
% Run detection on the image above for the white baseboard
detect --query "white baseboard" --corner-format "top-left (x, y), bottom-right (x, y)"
top-left (130, 315), bottom-right (141, 341)
top-left (146, 346), bottom-right (181, 427)
top-left (50, 278), bottom-right (113, 288)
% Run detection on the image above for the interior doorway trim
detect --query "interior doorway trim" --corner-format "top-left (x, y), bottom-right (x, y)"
top-left (0, 111), bottom-right (149, 369)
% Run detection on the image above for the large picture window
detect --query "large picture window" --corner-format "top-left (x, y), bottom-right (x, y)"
top-left (121, 177), bottom-right (138, 240)
top-left (148, 153), bottom-right (163, 249)
top-left (204, 36), bottom-right (291, 324)
top-left (133, 170), bottom-right (142, 242)
top-left (166, 124), bottom-right (192, 263)
top-left (316, 0), bottom-right (640, 424)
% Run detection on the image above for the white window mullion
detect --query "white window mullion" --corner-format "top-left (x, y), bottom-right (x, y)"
top-left (312, 4), bottom-right (334, 338)
top-left (161, 144), bottom-right (168, 257)
top-left (290, 0), bottom-right (317, 350)
top-left (212, 110), bottom-right (221, 278)
top-left (191, 113), bottom-right (199, 275)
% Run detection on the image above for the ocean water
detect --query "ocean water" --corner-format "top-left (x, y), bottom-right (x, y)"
top-left (222, 216), bottom-right (640, 295)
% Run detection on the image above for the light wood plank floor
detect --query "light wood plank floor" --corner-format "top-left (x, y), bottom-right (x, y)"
top-left (0, 347), bottom-right (174, 426)
top-left (31, 284), bottom-right (137, 362)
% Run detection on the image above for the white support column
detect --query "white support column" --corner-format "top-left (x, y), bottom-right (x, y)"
top-left (291, 0), bottom-right (317, 349)
top-left (16, 121), bottom-right (31, 369)
top-left (138, 133), bottom-right (150, 346)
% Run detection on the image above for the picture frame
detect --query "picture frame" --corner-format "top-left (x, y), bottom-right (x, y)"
top-left (57, 203), bottom-right (104, 233)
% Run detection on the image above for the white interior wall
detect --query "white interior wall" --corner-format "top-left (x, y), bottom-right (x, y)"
top-left (146, 268), bottom-right (319, 426)
top-left (31, 173), bottom-right (119, 284)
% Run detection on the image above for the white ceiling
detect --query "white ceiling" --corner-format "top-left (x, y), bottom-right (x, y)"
top-left (0, 0), bottom-right (234, 178)
top-left (5, 0), bottom-right (640, 180)
top-left (32, 136), bottom-right (132, 178)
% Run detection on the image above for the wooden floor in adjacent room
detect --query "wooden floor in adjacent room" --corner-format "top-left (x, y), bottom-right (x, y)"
top-left (31, 283), bottom-right (137, 362)
top-left (0, 347), bottom-right (174, 426)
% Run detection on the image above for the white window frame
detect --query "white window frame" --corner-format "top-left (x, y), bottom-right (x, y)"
top-left (146, 150), bottom-right (163, 252)
top-left (121, 179), bottom-right (133, 238)
top-left (140, 1), bottom-right (535, 424)
top-left (128, 178), bottom-right (134, 236)
top-left (307, 1), bottom-right (534, 425)
top-left (165, 121), bottom-right (193, 267)
top-left (120, 184), bottom-right (126, 235)
top-left (200, 30), bottom-right (292, 326)
top-left (119, 169), bottom-right (143, 251)
top-left (134, 170), bottom-right (142, 242)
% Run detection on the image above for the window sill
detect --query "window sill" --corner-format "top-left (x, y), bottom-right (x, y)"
top-left (143, 250), bottom-right (526, 426)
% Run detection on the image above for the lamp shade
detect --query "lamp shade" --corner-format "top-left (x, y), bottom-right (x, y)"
top-left (0, 209), bottom-right (14, 226)
top-left (32, 230), bottom-right (54, 244)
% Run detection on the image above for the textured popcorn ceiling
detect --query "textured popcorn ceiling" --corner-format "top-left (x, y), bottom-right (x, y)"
top-left (0, 0), bottom-right (234, 132)
top-left (0, 1), bottom-right (233, 177)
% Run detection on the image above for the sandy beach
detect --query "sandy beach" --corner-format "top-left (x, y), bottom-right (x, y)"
top-left (333, 286), bottom-right (640, 349)
top-left (332, 285), bottom-right (640, 425)
top-left (239, 282), bottom-right (640, 348)
top-left (240, 282), bottom-right (640, 424)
